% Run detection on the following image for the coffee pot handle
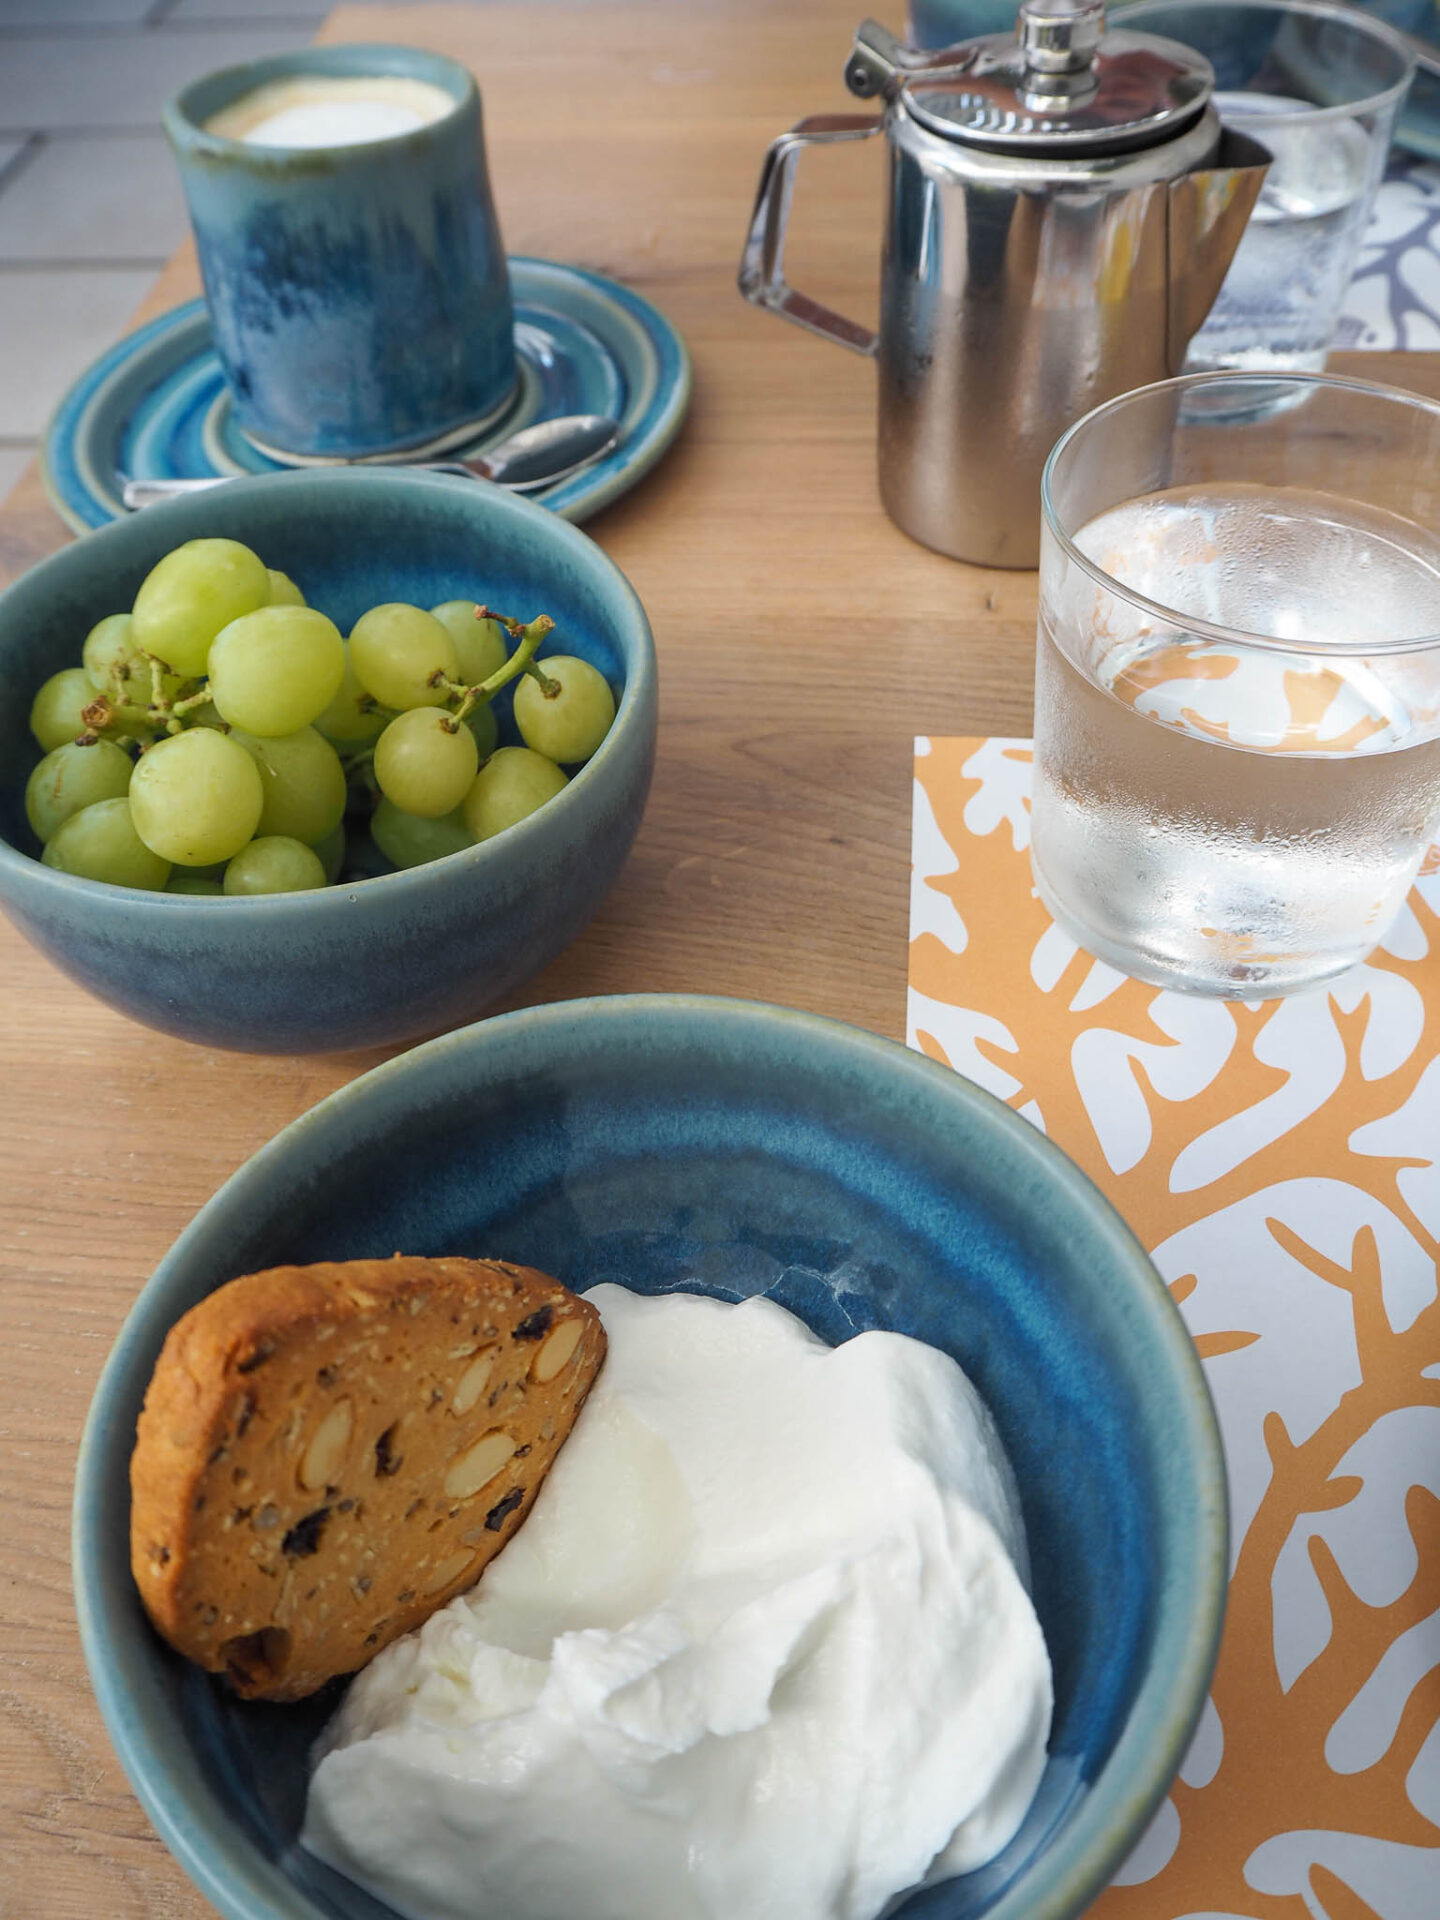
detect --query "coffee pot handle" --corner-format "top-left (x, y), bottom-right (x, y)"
top-left (738, 114), bottom-right (882, 356)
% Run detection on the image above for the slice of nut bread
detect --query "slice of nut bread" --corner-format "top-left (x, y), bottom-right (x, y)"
top-left (129, 1255), bottom-right (605, 1701)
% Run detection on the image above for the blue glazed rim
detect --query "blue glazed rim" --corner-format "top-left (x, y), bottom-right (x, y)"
top-left (42, 258), bottom-right (692, 533)
top-left (73, 993), bottom-right (1228, 1920)
top-left (165, 42), bottom-right (477, 165)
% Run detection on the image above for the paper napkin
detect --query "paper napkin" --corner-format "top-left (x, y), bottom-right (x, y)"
top-left (909, 736), bottom-right (1440, 1920)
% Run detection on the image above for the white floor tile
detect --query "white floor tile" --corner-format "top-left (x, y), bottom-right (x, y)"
top-left (0, 27), bottom-right (310, 133)
top-left (0, 444), bottom-right (32, 508)
top-left (0, 268), bottom-right (153, 436)
top-left (170, 0), bottom-right (328, 17)
top-left (0, 0), bottom-right (152, 21)
top-left (0, 136), bottom-right (187, 261)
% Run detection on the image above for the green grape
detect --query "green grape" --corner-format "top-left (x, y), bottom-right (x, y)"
top-left (373, 708), bottom-right (479, 818)
top-left (42, 798), bottom-right (170, 890)
top-left (314, 644), bottom-right (389, 748)
top-left (81, 614), bottom-right (183, 736)
top-left (513, 656), bottom-right (616, 764)
top-left (430, 601), bottom-right (509, 685)
top-left (223, 835), bottom-right (327, 896)
top-left (461, 746), bottom-right (567, 842)
top-left (129, 728), bottom-right (263, 865)
top-left (371, 798), bottom-right (473, 869)
top-left (81, 614), bottom-right (136, 691)
top-left (25, 737), bottom-right (133, 843)
top-left (310, 820), bottom-right (347, 884)
top-left (267, 568), bottom-right (306, 607)
top-left (349, 604), bottom-right (458, 711)
top-left (130, 537), bottom-right (271, 677)
top-left (465, 698), bottom-right (499, 759)
top-left (167, 869), bottom-right (225, 896)
top-left (30, 667), bottom-right (98, 752)
top-left (209, 605), bottom-right (345, 736)
top-left (231, 726), bottom-right (347, 845)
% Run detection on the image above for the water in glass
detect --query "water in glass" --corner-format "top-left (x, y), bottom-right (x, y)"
top-left (1185, 94), bottom-right (1374, 376)
top-left (1032, 482), bottom-right (1440, 993)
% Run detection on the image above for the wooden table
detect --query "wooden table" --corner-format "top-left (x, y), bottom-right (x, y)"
top-left (1, 3), bottom-right (1435, 1911)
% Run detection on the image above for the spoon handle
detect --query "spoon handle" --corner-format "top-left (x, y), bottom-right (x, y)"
top-left (121, 414), bottom-right (621, 510)
top-left (120, 469), bottom-right (484, 510)
top-left (122, 477), bottom-right (230, 508)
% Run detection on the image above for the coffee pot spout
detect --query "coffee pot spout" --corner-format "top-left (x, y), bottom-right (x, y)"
top-left (1166, 128), bottom-right (1271, 371)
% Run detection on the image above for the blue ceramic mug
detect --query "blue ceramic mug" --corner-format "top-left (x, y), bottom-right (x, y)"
top-left (164, 44), bottom-right (516, 464)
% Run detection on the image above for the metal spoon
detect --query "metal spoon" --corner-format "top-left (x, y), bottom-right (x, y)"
top-left (120, 413), bottom-right (622, 511)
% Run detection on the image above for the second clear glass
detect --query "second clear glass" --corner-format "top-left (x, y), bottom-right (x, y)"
top-left (1113, 0), bottom-right (1414, 381)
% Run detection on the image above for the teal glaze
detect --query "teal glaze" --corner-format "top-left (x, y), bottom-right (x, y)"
top-left (1357, 0), bottom-right (1440, 157)
top-left (73, 995), bottom-right (1228, 1920)
top-left (42, 264), bottom-right (693, 534)
top-left (165, 45), bottom-right (515, 461)
top-left (0, 470), bottom-right (656, 1052)
top-left (909, 0), bottom-right (1023, 43)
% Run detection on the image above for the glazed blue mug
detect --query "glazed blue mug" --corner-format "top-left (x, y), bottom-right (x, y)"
top-left (164, 44), bottom-right (515, 464)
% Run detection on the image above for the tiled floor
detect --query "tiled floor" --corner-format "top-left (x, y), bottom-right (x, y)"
top-left (0, 0), bottom-right (508, 510)
top-left (0, 3), bottom-right (319, 503)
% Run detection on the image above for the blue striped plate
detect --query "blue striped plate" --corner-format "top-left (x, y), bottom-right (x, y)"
top-left (42, 257), bottom-right (692, 533)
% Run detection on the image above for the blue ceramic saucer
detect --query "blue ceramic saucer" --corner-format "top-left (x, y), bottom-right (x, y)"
top-left (42, 258), bottom-right (691, 533)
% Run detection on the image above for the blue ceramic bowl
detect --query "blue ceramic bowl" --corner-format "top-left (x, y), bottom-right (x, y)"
top-left (0, 470), bottom-right (656, 1052)
top-left (74, 996), bottom-right (1228, 1920)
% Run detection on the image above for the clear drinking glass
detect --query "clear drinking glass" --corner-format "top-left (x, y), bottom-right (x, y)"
top-left (1031, 372), bottom-right (1440, 997)
top-left (1113, 0), bottom-right (1414, 381)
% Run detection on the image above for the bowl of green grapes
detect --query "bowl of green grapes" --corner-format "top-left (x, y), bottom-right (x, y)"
top-left (0, 468), bottom-right (656, 1052)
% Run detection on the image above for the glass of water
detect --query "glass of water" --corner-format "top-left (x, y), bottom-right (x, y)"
top-left (1031, 372), bottom-right (1440, 997)
top-left (1113, 0), bottom-right (1414, 379)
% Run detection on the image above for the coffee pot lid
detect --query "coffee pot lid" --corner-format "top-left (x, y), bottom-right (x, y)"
top-left (846, 1), bottom-right (1214, 153)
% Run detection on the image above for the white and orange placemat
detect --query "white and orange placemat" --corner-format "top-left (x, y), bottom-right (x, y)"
top-left (909, 737), bottom-right (1440, 1920)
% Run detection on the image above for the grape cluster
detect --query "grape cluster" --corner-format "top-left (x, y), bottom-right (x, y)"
top-left (23, 537), bottom-right (617, 896)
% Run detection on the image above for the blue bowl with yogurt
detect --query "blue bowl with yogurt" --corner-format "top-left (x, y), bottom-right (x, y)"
top-left (74, 995), bottom-right (1228, 1920)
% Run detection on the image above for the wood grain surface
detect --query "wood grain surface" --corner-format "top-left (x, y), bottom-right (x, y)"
top-left (2, 3), bottom-right (1437, 1912)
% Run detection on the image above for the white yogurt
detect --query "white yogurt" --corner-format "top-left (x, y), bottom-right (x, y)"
top-left (205, 76), bottom-right (456, 150)
top-left (302, 1286), bottom-right (1052, 1920)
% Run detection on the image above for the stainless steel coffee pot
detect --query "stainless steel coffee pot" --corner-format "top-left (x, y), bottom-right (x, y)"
top-left (739, 0), bottom-right (1270, 568)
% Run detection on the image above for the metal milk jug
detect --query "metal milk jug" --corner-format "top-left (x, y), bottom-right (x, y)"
top-left (739, 0), bottom-right (1270, 568)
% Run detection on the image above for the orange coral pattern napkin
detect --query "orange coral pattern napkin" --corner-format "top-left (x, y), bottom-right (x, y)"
top-left (909, 737), bottom-right (1440, 1920)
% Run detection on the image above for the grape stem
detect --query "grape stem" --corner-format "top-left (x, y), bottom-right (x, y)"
top-left (524, 662), bottom-right (562, 699)
top-left (169, 686), bottom-right (216, 722)
top-left (341, 748), bottom-right (381, 795)
top-left (83, 653), bottom-right (216, 742)
top-left (145, 653), bottom-right (169, 713)
top-left (80, 691), bottom-right (144, 739)
top-left (437, 610), bottom-right (556, 728)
